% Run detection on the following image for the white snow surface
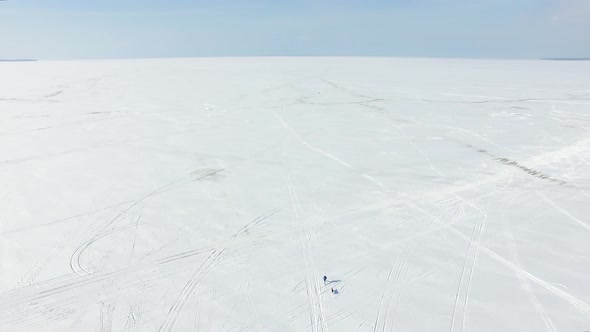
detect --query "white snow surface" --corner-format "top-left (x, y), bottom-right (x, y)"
top-left (1, 57), bottom-right (590, 331)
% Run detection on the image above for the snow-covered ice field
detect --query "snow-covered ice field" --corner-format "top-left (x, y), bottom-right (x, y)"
top-left (1, 57), bottom-right (590, 331)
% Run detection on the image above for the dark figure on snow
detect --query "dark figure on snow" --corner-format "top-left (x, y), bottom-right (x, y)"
top-left (323, 276), bottom-right (327, 284)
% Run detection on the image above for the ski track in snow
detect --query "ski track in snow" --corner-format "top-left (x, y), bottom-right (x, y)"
top-left (282, 139), bottom-right (326, 332)
top-left (537, 191), bottom-right (590, 231)
top-left (413, 202), bottom-right (590, 317)
top-left (158, 249), bottom-right (225, 332)
top-left (502, 211), bottom-right (557, 332)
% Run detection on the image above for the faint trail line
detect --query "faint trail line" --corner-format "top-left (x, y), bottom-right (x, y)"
top-left (412, 203), bottom-right (590, 317)
top-left (283, 144), bottom-right (325, 332)
top-left (274, 112), bottom-right (353, 169)
top-left (564, 174), bottom-right (590, 200)
top-left (43, 90), bottom-right (63, 99)
top-left (100, 302), bottom-right (114, 332)
top-left (502, 211), bottom-right (556, 332)
top-left (382, 259), bottom-right (406, 332)
top-left (158, 249), bottom-right (225, 332)
top-left (70, 224), bottom-right (137, 276)
top-left (0, 200), bottom-right (135, 235)
top-left (0, 247), bottom-right (215, 313)
top-left (427, 123), bottom-right (521, 153)
top-left (373, 254), bottom-right (400, 332)
top-left (69, 167), bottom-right (225, 276)
top-left (578, 156), bottom-right (590, 167)
top-left (479, 240), bottom-right (590, 316)
top-left (397, 123), bottom-right (445, 177)
top-left (231, 201), bottom-right (291, 238)
top-left (449, 211), bottom-right (480, 332)
top-left (461, 207), bottom-right (488, 331)
top-left (0, 120), bottom-right (249, 170)
top-left (537, 191), bottom-right (590, 231)
top-left (192, 294), bottom-right (201, 332)
top-left (128, 211), bottom-right (142, 266)
top-left (0, 113), bottom-right (23, 125)
top-left (374, 240), bottom-right (414, 332)
top-left (320, 78), bottom-right (385, 102)
top-left (455, 189), bottom-right (492, 332)
top-left (71, 313), bottom-right (85, 330)
top-left (389, 259), bottom-right (411, 332)
top-left (286, 158), bottom-right (315, 332)
top-left (274, 111), bottom-right (388, 191)
top-left (245, 280), bottom-right (262, 332)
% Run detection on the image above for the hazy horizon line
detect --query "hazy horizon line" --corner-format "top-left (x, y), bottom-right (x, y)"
top-left (3, 55), bottom-right (589, 63)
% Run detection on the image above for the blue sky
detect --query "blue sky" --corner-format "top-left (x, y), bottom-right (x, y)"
top-left (0, 0), bottom-right (589, 59)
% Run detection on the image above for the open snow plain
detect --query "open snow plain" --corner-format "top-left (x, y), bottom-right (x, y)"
top-left (1, 57), bottom-right (590, 331)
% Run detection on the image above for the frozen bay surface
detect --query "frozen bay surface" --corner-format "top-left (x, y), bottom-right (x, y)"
top-left (1, 57), bottom-right (590, 331)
